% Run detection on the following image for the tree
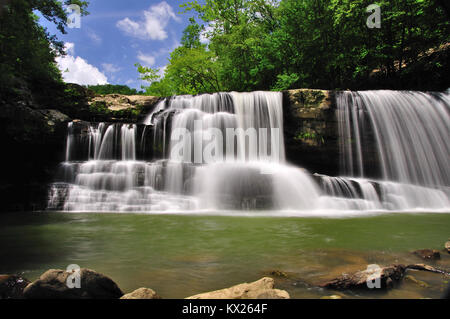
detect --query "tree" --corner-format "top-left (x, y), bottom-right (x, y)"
top-left (180, 0), bottom-right (449, 91)
top-left (86, 84), bottom-right (142, 95)
top-left (138, 17), bottom-right (223, 96)
top-left (0, 0), bottom-right (89, 97)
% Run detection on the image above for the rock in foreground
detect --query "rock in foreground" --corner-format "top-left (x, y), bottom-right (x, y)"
top-left (120, 288), bottom-right (161, 299)
top-left (186, 277), bottom-right (290, 299)
top-left (319, 264), bottom-right (406, 290)
top-left (413, 249), bottom-right (441, 260)
top-left (0, 275), bottom-right (31, 299)
top-left (23, 269), bottom-right (123, 299)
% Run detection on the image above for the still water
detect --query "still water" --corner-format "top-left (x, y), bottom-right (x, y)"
top-left (0, 212), bottom-right (449, 299)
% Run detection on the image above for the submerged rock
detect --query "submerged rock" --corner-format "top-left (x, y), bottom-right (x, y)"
top-left (0, 275), bottom-right (30, 299)
top-left (264, 270), bottom-right (289, 278)
top-left (412, 249), bottom-right (441, 260)
top-left (120, 288), bottom-right (161, 299)
top-left (319, 264), bottom-right (406, 290)
top-left (23, 269), bottom-right (123, 299)
top-left (404, 275), bottom-right (430, 288)
top-left (320, 295), bottom-right (343, 299)
top-left (186, 277), bottom-right (290, 299)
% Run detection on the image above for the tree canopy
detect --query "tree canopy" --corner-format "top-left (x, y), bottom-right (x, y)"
top-left (139, 0), bottom-right (449, 96)
top-left (0, 0), bottom-right (89, 97)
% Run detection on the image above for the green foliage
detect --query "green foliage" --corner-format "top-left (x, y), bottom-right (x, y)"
top-left (135, 63), bottom-right (161, 85)
top-left (0, 0), bottom-right (89, 101)
top-left (138, 16), bottom-right (223, 96)
top-left (181, 17), bottom-right (203, 49)
top-left (166, 0), bottom-right (449, 92)
top-left (86, 84), bottom-right (143, 95)
top-left (272, 73), bottom-right (300, 91)
top-left (294, 131), bottom-right (325, 144)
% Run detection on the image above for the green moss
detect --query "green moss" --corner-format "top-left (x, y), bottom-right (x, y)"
top-left (294, 130), bottom-right (325, 145)
top-left (292, 90), bottom-right (326, 109)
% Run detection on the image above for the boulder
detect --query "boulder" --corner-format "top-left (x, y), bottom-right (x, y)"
top-left (412, 249), bottom-right (441, 260)
top-left (186, 277), bottom-right (290, 299)
top-left (120, 288), bottom-right (160, 299)
top-left (0, 275), bottom-right (30, 299)
top-left (23, 268), bottom-right (123, 299)
top-left (319, 264), bottom-right (406, 290)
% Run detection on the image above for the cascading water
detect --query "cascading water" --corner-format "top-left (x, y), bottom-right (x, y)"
top-left (48, 90), bottom-right (450, 215)
top-left (328, 90), bottom-right (450, 211)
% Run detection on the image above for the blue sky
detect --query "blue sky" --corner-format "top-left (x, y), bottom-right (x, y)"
top-left (37, 0), bottom-right (197, 89)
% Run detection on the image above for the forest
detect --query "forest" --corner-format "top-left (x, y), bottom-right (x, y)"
top-left (139, 0), bottom-right (450, 95)
top-left (0, 0), bottom-right (449, 102)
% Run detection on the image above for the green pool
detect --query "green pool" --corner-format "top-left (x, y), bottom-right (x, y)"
top-left (0, 212), bottom-right (449, 299)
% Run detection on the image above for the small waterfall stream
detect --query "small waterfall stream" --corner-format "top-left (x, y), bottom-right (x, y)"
top-left (48, 90), bottom-right (450, 214)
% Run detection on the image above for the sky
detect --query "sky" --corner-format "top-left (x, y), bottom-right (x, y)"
top-left (37, 0), bottom-right (197, 89)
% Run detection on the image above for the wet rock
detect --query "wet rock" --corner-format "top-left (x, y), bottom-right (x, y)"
top-left (283, 89), bottom-right (341, 177)
top-left (445, 241), bottom-right (450, 254)
top-left (0, 275), bottom-right (31, 299)
top-left (406, 263), bottom-right (450, 276)
top-left (413, 249), bottom-right (441, 260)
top-left (265, 270), bottom-right (289, 278)
top-left (120, 288), bottom-right (161, 299)
top-left (23, 269), bottom-right (123, 299)
top-left (186, 277), bottom-right (290, 299)
top-left (319, 264), bottom-right (406, 290)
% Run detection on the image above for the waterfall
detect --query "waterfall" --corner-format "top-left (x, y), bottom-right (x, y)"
top-left (338, 90), bottom-right (450, 188)
top-left (48, 90), bottom-right (450, 214)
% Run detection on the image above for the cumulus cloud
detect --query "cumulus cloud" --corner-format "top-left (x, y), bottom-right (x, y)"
top-left (102, 63), bottom-right (121, 74)
top-left (137, 52), bottom-right (156, 66)
top-left (56, 42), bottom-right (108, 85)
top-left (116, 1), bottom-right (180, 40)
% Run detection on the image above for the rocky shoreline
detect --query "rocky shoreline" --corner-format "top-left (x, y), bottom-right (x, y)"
top-left (2, 244), bottom-right (449, 300)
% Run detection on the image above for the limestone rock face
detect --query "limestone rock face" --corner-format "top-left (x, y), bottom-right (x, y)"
top-left (282, 89), bottom-right (340, 176)
top-left (90, 94), bottom-right (159, 111)
top-left (186, 277), bottom-right (290, 299)
top-left (120, 288), bottom-right (161, 299)
top-left (0, 275), bottom-right (31, 299)
top-left (23, 269), bottom-right (123, 299)
top-left (0, 102), bottom-right (71, 212)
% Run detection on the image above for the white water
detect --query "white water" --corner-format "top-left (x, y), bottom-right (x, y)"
top-left (338, 91), bottom-right (450, 187)
top-left (48, 90), bottom-right (450, 215)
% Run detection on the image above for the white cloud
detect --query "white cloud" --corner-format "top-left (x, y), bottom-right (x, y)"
top-left (87, 31), bottom-right (102, 45)
top-left (137, 52), bottom-right (156, 66)
top-left (102, 63), bottom-right (121, 73)
top-left (64, 42), bottom-right (75, 55)
top-left (56, 42), bottom-right (108, 86)
top-left (116, 1), bottom-right (180, 40)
